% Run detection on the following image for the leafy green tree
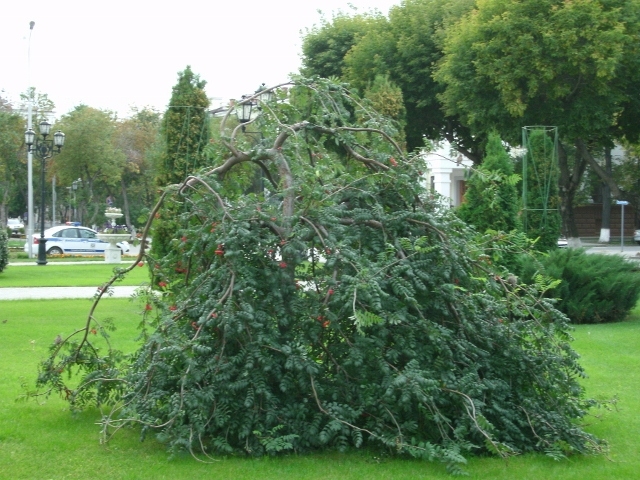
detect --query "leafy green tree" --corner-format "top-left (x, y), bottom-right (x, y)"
top-left (0, 109), bottom-right (26, 227)
top-left (51, 106), bottom-right (126, 226)
top-left (349, 0), bottom-right (477, 153)
top-left (114, 108), bottom-right (162, 231)
top-left (301, 11), bottom-right (386, 80)
top-left (152, 66), bottom-right (209, 259)
top-left (302, 1), bottom-right (479, 155)
top-left (36, 79), bottom-right (603, 471)
top-left (435, 0), bottom-right (640, 238)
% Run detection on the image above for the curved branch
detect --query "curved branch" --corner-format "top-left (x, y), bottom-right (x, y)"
top-left (252, 160), bottom-right (279, 189)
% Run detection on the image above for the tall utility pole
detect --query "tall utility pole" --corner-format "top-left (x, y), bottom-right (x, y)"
top-left (27, 21), bottom-right (35, 258)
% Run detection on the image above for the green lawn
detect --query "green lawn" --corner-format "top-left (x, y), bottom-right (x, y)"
top-left (0, 297), bottom-right (638, 479)
top-left (0, 263), bottom-right (149, 287)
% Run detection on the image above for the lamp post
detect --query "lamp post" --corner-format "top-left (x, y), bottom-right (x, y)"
top-left (72, 178), bottom-right (82, 223)
top-left (24, 120), bottom-right (65, 265)
top-left (617, 200), bottom-right (629, 252)
top-left (26, 21), bottom-right (35, 258)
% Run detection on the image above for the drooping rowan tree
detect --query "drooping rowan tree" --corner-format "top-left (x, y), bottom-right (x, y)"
top-left (34, 78), bottom-right (602, 472)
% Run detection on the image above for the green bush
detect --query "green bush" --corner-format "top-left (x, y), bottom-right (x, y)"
top-left (0, 229), bottom-right (8, 273)
top-left (519, 248), bottom-right (640, 324)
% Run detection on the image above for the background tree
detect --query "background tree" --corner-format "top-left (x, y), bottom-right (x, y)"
top-left (114, 107), bottom-right (162, 232)
top-left (301, 0), bottom-right (479, 155)
top-left (0, 108), bottom-right (26, 227)
top-left (36, 79), bottom-right (603, 471)
top-left (152, 66), bottom-right (210, 259)
top-left (51, 106), bottom-right (126, 226)
top-left (435, 0), bottom-right (640, 242)
top-left (301, 11), bottom-right (386, 80)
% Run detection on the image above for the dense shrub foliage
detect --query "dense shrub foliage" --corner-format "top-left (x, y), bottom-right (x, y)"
top-left (519, 248), bottom-right (640, 324)
top-left (0, 229), bottom-right (8, 273)
top-left (457, 132), bottom-right (520, 234)
top-left (34, 78), bottom-right (602, 472)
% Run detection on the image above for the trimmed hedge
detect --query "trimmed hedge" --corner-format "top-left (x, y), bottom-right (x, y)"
top-left (519, 248), bottom-right (640, 324)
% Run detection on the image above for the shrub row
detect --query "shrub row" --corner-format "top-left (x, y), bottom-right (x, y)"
top-left (518, 248), bottom-right (640, 324)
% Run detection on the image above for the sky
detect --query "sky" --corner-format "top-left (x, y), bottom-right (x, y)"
top-left (2, 0), bottom-right (401, 119)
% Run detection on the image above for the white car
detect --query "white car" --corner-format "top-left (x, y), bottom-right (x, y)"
top-left (7, 218), bottom-right (24, 234)
top-left (24, 225), bottom-right (130, 256)
top-left (635, 229), bottom-right (640, 245)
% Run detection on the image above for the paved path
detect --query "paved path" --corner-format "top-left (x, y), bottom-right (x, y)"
top-left (584, 244), bottom-right (640, 258)
top-left (0, 286), bottom-right (139, 300)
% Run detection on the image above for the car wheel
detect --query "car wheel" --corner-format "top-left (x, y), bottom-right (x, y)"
top-left (47, 246), bottom-right (63, 256)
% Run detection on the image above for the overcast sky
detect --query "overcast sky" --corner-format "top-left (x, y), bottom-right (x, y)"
top-left (2, 0), bottom-right (400, 119)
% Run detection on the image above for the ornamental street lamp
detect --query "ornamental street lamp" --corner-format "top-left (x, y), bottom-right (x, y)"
top-left (235, 83), bottom-right (274, 130)
top-left (24, 120), bottom-right (65, 265)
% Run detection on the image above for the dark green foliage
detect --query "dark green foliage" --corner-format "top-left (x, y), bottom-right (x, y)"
top-left (34, 78), bottom-right (603, 471)
top-left (518, 248), bottom-right (640, 324)
top-left (0, 229), bottom-right (8, 273)
top-left (458, 132), bottom-right (520, 233)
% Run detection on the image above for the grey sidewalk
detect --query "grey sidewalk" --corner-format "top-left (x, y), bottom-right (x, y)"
top-left (0, 286), bottom-right (139, 300)
top-left (584, 244), bottom-right (640, 258)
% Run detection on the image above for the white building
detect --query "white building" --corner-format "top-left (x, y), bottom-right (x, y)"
top-left (423, 141), bottom-right (474, 207)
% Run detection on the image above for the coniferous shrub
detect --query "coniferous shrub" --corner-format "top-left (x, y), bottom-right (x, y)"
top-left (458, 132), bottom-right (520, 234)
top-left (34, 78), bottom-right (604, 472)
top-left (0, 229), bottom-right (8, 273)
top-left (518, 248), bottom-right (640, 324)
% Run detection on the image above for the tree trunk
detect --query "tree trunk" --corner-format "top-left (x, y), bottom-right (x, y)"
top-left (576, 138), bottom-right (621, 198)
top-left (558, 142), bottom-right (587, 246)
top-left (0, 204), bottom-right (6, 231)
top-left (599, 147), bottom-right (612, 242)
top-left (0, 188), bottom-right (8, 230)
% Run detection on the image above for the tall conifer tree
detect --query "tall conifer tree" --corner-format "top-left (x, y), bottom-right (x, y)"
top-left (152, 66), bottom-right (210, 259)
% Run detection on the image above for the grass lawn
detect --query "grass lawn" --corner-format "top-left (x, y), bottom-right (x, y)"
top-left (0, 263), bottom-right (150, 287)
top-left (0, 298), bottom-right (638, 479)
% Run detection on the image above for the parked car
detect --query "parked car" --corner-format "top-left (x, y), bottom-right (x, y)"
top-left (23, 225), bottom-right (130, 256)
top-left (634, 229), bottom-right (640, 245)
top-left (7, 218), bottom-right (24, 235)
